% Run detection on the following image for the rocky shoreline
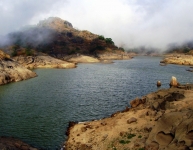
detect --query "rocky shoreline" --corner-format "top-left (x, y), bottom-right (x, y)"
top-left (1, 83), bottom-right (193, 150)
top-left (64, 83), bottom-right (193, 150)
top-left (0, 137), bottom-right (38, 150)
top-left (1, 52), bottom-right (193, 149)
top-left (13, 55), bottom-right (76, 69)
top-left (0, 49), bottom-right (134, 85)
top-left (13, 53), bottom-right (133, 69)
top-left (0, 50), bottom-right (37, 85)
top-left (63, 55), bottom-right (100, 63)
top-left (62, 53), bottom-right (133, 63)
top-left (161, 54), bottom-right (193, 66)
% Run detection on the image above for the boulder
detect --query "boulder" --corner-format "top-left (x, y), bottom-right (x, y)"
top-left (130, 98), bottom-right (141, 108)
top-left (127, 117), bottom-right (137, 124)
top-left (170, 76), bottom-right (178, 87)
top-left (157, 81), bottom-right (161, 87)
top-left (130, 97), bottom-right (146, 108)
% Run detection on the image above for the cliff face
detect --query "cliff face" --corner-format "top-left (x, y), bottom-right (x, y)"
top-left (0, 50), bottom-right (37, 85)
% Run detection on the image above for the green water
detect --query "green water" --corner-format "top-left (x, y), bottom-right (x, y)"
top-left (0, 56), bottom-right (192, 149)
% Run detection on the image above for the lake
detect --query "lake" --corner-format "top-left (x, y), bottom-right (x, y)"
top-left (0, 56), bottom-right (192, 149)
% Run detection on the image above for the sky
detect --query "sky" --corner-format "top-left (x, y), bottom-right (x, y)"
top-left (1, 0), bottom-right (193, 50)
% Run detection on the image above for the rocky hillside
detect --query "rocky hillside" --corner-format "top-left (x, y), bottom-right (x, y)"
top-left (65, 83), bottom-right (193, 150)
top-left (2, 17), bottom-right (125, 58)
top-left (0, 50), bottom-right (37, 85)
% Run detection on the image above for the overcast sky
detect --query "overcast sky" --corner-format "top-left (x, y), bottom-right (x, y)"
top-left (1, 0), bottom-right (193, 50)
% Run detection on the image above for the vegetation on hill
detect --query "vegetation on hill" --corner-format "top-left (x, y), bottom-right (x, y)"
top-left (1, 17), bottom-right (122, 57)
top-left (165, 42), bottom-right (193, 54)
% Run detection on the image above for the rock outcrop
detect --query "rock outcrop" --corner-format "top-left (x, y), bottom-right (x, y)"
top-left (37, 17), bottom-right (73, 32)
top-left (64, 84), bottom-right (193, 150)
top-left (63, 55), bottom-right (100, 63)
top-left (98, 52), bottom-right (132, 60)
top-left (0, 50), bottom-right (37, 85)
top-left (13, 55), bottom-right (76, 69)
top-left (161, 54), bottom-right (193, 66)
top-left (170, 76), bottom-right (179, 87)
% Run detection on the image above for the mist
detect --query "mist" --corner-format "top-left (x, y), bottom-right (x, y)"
top-left (1, 0), bottom-right (193, 51)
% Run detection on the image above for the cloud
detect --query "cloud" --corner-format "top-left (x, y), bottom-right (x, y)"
top-left (0, 0), bottom-right (68, 34)
top-left (1, 0), bottom-right (193, 50)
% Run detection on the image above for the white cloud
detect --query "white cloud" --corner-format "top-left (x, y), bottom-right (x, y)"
top-left (1, 0), bottom-right (193, 50)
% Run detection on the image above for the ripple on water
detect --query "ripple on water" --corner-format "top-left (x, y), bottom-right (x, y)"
top-left (0, 57), bottom-right (193, 149)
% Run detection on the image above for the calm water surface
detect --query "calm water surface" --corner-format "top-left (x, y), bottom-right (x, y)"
top-left (0, 56), bottom-right (192, 149)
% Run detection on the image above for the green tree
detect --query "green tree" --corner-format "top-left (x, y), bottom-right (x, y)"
top-left (119, 47), bottom-right (125, 51)
top-left (98, 35), bottom-right (105, 40)
top-left (11, 44), bottom-right (20, 56)
top-left (25, 46), bottom-right (33, 56)
top-left (183, 47), bottom-right (190, 53)
top-left (105, 38), bottom-right (114, 45)
top-left (13, 44), bottom-right (20, 51)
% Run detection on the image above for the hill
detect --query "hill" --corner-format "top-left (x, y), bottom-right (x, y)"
top-left (1, 17), bottom-right (125, 58)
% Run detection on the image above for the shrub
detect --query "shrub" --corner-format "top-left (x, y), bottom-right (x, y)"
top-left (183, 47), bottom-right (190, 53)
top-left (25, 46), bottom-right (34, 56)
top-left (96, 45), bottom-right (105, 50)
top-left (127, 134), bottom-right (136, 139)
top-left (98, 35), bottom-right (105, 40)
top-left (105, 38), bottom-right (114, 45)
top-left (12, 44), bottom-right (20, 51)
top-left (119, 140), bottom-right (130, 144)
top-left (119, 47), bottom-right (125, 51)
top-left (11, 50), bottom-right (17, 57)
top-left (25, 49), bottom-right (33, 56)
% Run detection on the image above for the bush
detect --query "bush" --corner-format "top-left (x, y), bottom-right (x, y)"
top-left (11, 50), bottom-right (17, 57)
top-left (105, 38), bottom-right (114, 45)
top-left (119, 47), bottom-right (125, 51)
top-left (183, 47), bottom-right (190, 53)
top-left (119, 140), bottom-right (130, 144)
top-left (96, 45), bottom-right (105, 50)
top-left (98, 35), bottom-right (105, 40)
top-left (127, 134), bottom-right (136, 139)
top-left (68, 49), bottom-right (76, 55)
top-left (25, 46), bottom-right (34, 56)
top-left (12, 44), bottom-right (20, 51)
top-left (25, 49), bottom-right (33, 56)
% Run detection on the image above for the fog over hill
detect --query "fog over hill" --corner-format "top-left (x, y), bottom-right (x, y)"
top-left (0, 17), bottom-right (122, 56)
top-left (0, 0), bottom-right (193, 51)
